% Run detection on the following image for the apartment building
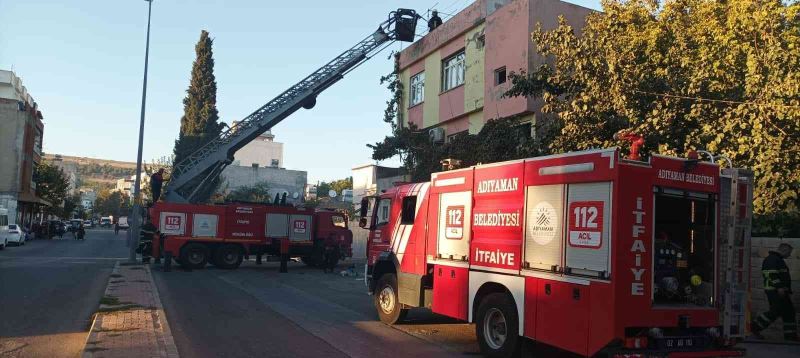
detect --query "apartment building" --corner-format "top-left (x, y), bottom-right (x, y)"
top-left (397, 0), bottom-right (593, 140)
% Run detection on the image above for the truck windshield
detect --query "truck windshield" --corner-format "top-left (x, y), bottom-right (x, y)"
top-left (653, 190), bottom-right (715, 307)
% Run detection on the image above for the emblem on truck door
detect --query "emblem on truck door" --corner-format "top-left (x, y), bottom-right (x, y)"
top-left (530, 202), bottom-right (557, 245)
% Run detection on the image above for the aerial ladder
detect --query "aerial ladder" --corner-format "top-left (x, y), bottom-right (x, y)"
top-left (164, 9), bottom-right (420, 203)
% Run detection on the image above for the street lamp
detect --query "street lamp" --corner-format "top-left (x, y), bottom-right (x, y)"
top-left (129, 0), bottom-right (153, 262)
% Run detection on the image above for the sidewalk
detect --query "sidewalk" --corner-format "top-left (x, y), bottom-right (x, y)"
top-left (82, 262), bottom-right (179, 358)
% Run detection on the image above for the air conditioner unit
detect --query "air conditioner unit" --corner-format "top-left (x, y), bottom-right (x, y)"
top-left (429, 127), bottom-right (445, 144)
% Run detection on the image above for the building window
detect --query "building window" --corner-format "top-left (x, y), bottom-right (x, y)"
top-left (410, 72), bottom-right (425, 106)
top-left (271, 159), bottom-right (280, 167)
top-left (494, 67), bottom-right (507, 85)
top-left (442, 51), bottom-right (465, 92)
top-left (447, 131), bottom-right (468, 143)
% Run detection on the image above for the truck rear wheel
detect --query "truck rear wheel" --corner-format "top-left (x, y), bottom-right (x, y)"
top-left (214, 244), bottom-right (243, 269)
top-left (374, 274), bottom-right (408, 324)
top-left (476, 293), bottom-right (520, 358)
top-left (179, 243), bottom-right (209, 269)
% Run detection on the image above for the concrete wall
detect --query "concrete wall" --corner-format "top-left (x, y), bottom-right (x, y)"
top-left (232, 132), bottom-right (284, 168)
top-left (0, 99), bottom-right (26, 193)
top-left (749, 237), bottom-right (800, 341)
top-left (220, 165), bottom-right (307, 205)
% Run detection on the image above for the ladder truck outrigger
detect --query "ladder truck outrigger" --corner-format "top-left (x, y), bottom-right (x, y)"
top-left (360, 145), bottom-right (752, 357)
top-left (147, 9), bottom-right (421, 271)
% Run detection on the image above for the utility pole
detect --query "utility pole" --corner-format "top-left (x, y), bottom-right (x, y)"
top-left (129, 0), bottom-right (153, 262)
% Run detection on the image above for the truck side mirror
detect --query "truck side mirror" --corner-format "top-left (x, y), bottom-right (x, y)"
top-left (359, 198), bottom-right (369, 218)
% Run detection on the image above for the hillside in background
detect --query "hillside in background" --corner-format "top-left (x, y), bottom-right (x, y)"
top-left (45, 154), bottom-right (137, 192)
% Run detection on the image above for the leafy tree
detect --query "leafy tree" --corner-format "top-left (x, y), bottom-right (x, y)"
top-left (94, 189), bottom-right (131, 217)
top-left (172, 30), bottom-right (226, 202)
top-left (329, 177), bottom-right (353, 194)
top-left (224, 182), bottom-right (272, 203)
top-left (62, 193), bottom-right (80, 219)
top-left (34, 162), bottom-right (70, 218)
top-left (504, 0), bottom-right (800, 217)
top-left (316, 182), bottom-right (333, 198)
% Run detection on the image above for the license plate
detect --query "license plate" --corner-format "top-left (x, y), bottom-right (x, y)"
top-left (662, 337), bottom-right (696, 349)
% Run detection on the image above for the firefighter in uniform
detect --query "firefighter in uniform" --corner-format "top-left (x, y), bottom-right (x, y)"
top-left (752, 243), bottom-right (797, 341)
top-left (138, 219), bottom-right (157, 264)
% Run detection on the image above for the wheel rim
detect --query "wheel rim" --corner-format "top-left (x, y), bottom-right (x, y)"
top-left (189, 250), bottom-right (204, 264)
top-left (378, 285), bottom-right (396, 314)
top-left (223, 250), bottom-right (237, 264)
top-left (483, 308), bottom-right (507, 350)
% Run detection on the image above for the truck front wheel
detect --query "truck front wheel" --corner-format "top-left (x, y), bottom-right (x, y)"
top-left (214, 244), bottom-right (243, 269)
top-left (476, 293), bottom-right (520, 358)
top-left (180, 243), bottom-right (209, 269)
top-left (374, 274), bottom-right (408, 324)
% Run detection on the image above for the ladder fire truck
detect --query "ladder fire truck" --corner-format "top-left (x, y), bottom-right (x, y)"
top-left (360, 147), bottom-right (752, 357)
top-left (148, 10), bottom-right (421, 270)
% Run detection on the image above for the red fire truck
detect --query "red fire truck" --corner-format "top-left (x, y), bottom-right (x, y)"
top-left (150, 202), bottom-right (352, 270)
top-left (361, 147), bottom-right (751, 357)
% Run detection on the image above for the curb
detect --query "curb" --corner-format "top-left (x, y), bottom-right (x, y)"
top-left (146, 264), bottom-right (180, 358)
top-left (81, 262), bottom-right (180, 358)
top-left (82, 261), bottom-right (119, 358)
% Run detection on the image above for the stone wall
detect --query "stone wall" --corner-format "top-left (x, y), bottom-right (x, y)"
top-left (750, 237), bottom-right (800, 340)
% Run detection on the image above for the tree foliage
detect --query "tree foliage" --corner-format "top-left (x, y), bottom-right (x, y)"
top-left (224, 183), bottom-right (271, 203)
top-left (172, 30), bottom-right (226, 203)
top-left (62, 193), bottom-right (80, 219)
top-left (505, 0), bottom-right (800, 216)
top-left (34, 162), bottom-right (70, 218)
top-left (93, 190), bottom-right (131, 217)
top-left (316, 177), bottom-right (353, 197)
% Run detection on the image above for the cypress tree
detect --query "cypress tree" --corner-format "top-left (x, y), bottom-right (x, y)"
top-left (172, 30), bottom-right (225, 202)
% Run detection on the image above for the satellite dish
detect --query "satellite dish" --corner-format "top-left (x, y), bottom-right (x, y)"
top-left (292, 192), bottom-right (299, 199)
top-left (328, 190), bottom-right (337, 198)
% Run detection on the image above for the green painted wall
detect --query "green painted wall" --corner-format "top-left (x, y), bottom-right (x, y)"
top-left (422, 51), bottom-right (441, 129)
top-left (464, 24), bottom-right (485, 117)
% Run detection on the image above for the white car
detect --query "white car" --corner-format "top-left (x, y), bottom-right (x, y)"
top-left (6, 224), bottom-right (25, 246)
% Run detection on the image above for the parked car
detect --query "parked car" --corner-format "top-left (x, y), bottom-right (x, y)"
top-left (6, 224), bottom-right (25, 246)
top-left (83, 220), bottom-right (93, 228)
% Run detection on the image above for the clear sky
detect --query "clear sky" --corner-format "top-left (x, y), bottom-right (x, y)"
top-left (0, 0), bottom-right (600, 183)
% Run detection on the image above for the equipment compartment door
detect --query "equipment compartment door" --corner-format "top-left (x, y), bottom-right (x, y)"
top-left (565, 182), bottom-right (612, 276)
top-left (289, 215), bottom-right (312, 242)
top-left (535, 280), bottom-right (589, 356)
top-left (437, 191), bottom-right (472, 260)
top-left (160, 212), bottom-right (187, 236)
top-left (524, 185), bottom-right (565, 271)
top-left (432, 264), bottom-right (469, 320)
top-left (265, 213), bottom-right (288, 238)
top-left (192, 214), bottom-right (218, 238)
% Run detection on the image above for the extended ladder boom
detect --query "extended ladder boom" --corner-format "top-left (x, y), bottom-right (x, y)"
top-left (165, 9), bottom-right (419, 203)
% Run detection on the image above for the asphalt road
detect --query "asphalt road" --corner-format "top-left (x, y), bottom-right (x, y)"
top-left (0, 228), bottom-right (128, 358)
top-left (152, 260), bottom-right (475, 358)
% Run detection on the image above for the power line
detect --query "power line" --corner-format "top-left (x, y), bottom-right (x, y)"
top-left (632, 89), bottom-right (797, 137)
